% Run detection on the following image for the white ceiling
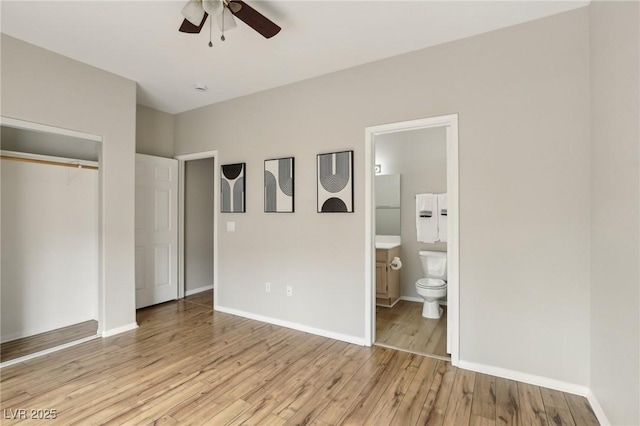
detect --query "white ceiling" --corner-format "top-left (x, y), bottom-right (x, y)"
top-left (1, 1), bottom-right (589, 114)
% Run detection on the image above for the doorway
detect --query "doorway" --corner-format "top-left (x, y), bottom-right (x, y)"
top-left (364, 114), bottom-right (459, 366)
top-left (374, 126), bottom-right (449, 359)
top-left (176, 151), bottom-right (218, 305)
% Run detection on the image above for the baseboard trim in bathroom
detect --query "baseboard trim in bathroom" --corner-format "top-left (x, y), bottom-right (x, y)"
top-left (214, 305), bottom-right (366, 347)
top-left (374, 341), bottom-right (451, 362)
top-left (376, 298), bottom-right (401, 308)
top-left (399, 296), bottom-right (423, 303)
top-left (400, 296), bottom-right (447, 306)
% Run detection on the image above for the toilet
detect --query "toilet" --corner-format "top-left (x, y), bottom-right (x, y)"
top-left (415, 250), bottom-right (447, 319)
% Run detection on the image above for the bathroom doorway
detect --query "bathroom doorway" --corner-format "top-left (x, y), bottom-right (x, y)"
top-left (176, 151), bottom-right (218, 305)
top-left (364, 114), bottom-right (459, 365)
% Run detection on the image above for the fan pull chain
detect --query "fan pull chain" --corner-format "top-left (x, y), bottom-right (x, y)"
top-left (208, 17), bottom-right (213, 47)
top-left (221, 7), bottom-right (226, 41)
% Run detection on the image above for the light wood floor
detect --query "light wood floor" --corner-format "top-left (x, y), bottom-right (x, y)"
top-left (376, 300), bottom-right (448, 359)
top-left (0, 290), bottom-right (599, 425)
top-left (0, 320), bottom-right (98, 363)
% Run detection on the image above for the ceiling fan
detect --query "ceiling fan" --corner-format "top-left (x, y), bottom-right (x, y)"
top-left (179, 0), bottom-right (281, 45)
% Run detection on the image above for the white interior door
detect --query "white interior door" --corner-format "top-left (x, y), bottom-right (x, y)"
top-left (135, 154), bottom-right (178, 309)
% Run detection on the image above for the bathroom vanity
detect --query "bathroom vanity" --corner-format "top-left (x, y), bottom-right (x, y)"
top-left (375, 245), bottom-right (401, 307)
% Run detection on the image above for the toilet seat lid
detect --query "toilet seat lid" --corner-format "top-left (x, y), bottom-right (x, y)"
top-left (416, 278), bottom-right (446, 288)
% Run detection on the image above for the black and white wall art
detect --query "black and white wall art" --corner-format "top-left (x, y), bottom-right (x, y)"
top-left (317, 150), bottom-right (354, 213)
top-left (221, 163), bottom-right (245, 213)
top-left (264, 157), bottom-right (294, 213)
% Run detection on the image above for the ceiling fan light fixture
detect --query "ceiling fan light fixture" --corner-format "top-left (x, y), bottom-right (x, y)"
top-left (181, 0), bottom-right (205, 26)
top-left (202, 0), bottom-right (222, 16)
top-left (228, 1), bottom-right (242, 13)
top-left (179, 0), bottom-right (281, 40)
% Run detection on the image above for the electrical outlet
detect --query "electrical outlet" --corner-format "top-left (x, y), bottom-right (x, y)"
top-left (286, 286), bottom-right (293, 296)
top-left (265, 282), bottom-right (271, 293)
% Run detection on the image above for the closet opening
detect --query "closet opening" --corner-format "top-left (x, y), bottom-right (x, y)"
top-left (1, 118), bottom-right (102, 366)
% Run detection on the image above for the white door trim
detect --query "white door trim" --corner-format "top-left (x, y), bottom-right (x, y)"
top-left (175, 151), bottom-right (218, 304)
top-left (364, 114), bottom-right (460, 366)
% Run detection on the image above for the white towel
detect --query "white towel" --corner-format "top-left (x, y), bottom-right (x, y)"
top-left (416, 194), bottom-right (438, 243)
top-left (438, 193), bottom-right (448, 242)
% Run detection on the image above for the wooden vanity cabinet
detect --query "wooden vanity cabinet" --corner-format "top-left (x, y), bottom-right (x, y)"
top-left (376, 246), bottom-right (401, 307)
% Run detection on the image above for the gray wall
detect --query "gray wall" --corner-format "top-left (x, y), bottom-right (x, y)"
top-left (589, 1), bottom-right (640, 425)
top-left (375, 127), bottom-right (447, 298)
top-left (136, 104), bottom-right (175, 158)
top-left (4, 4), bottom-right (636, 420)
top-left (185, 158), bottom-right (215, 293)
top-left (175, 8), bottom-right (591, 386)
top-left (1, 35), bottom-right (137, 332)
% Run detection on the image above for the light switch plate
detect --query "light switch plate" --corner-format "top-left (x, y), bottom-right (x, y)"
top-left (227, 221), bottom-right (235, 232)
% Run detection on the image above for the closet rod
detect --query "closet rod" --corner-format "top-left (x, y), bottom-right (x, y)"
top-left (0, 155), bottom-right (99, 170)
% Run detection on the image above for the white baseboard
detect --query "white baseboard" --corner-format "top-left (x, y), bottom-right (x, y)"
top-left (185, 285), bottom-right (214, 296)
top-left (400, 296), bottom-right (423, 303)
top-left (457, 360), bottom-right (589, 397)
top-left (586, 390), bottom-right (610, 426)
top-left (0, 334), bottom-right (100, 369)
top-left (101, 322), bottom-right (138, 338)
top-left (214, 305), bottom-right (366, 346)
top-left (400, 296), bottom-right (447, 306)
top-left (377, 298), bottom-right (401, 308)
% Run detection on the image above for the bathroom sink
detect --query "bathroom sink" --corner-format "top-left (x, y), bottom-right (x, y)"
top-left (375, 242), bottom-right (401, 249)
top-left (375, 236), bottom-right (401, 249)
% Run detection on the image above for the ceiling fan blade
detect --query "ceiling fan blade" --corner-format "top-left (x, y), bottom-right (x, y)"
top-left (179, 12), bottom-right (209, 34)
top-left (229, 1), bottom-right (281, 39)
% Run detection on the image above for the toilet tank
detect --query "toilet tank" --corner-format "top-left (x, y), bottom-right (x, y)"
top-left (419, 250), bottom-right (447, 280)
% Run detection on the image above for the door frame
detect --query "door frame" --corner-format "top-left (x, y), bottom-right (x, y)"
top-left (364, 114), bottom-right (460, 366)
top-left (175, 150), bottom-right (219, 303)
